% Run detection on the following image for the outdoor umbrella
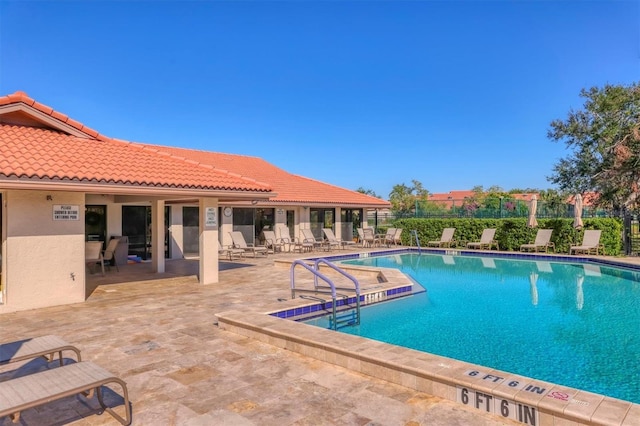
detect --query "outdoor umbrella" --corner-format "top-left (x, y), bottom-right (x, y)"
top-left (573, 194), bottom-right (584, 229)
top-left (527, 195), bottom-right (538, 228)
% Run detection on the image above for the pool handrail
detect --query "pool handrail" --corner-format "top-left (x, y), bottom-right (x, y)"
top-left (410, 230), bottom-right (422, 254)
top-left (314, 258), bottom-right (360, 296)
top-left (290, 259), bottom-right (337, 300)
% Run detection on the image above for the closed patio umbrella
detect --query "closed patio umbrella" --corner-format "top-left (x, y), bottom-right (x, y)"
top-left (573, 194), bottom-right (584, 229)
top-left (527, 195), bottom-right (538, 228)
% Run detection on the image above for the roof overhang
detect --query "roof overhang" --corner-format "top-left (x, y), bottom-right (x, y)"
top-left (0, 178), bottom-right (275, 202)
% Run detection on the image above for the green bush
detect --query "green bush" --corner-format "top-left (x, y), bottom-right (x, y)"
top-left (392, 218), bottom-right (623, 256)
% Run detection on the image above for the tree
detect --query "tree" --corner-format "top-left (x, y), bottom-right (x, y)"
top-left (356, 187), bottom-right (381, 198)
top-left (389, 180), bottom-right (429, 217)
top-left (548, 82), bottom-right (640, 210)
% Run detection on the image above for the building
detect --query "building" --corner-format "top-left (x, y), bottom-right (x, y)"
top-left (0, 91), bottom-right (389, 313)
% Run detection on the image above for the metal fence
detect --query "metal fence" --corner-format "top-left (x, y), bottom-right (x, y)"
top-left (379, 199), bottom-right (613, 221)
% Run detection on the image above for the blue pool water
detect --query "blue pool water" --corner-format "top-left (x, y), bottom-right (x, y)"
top-left (304, 253), bottom-right (640, 404)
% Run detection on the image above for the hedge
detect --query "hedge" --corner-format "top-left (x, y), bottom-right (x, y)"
top-left (388, 218), bottom-right (624, 256)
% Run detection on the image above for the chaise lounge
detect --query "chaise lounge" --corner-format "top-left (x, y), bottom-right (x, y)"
top-left (229, 231), bottom-right (269, 257)
top-left (427, 228), bottom-right (456, 248)
top-left (0, 361), bottom-right (131, 425)
top-left (466, 228), bottom-right (499, 250)
top-left (520, 229), bottom-right (555, 253)
top-left (1, 335), bottom-right (81, 367)
top-left (570, 229), bottom-right (603, 255)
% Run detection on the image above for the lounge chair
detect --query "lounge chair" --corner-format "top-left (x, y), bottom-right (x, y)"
top-left (570, 230), bottom-right (603, 255)
top-left (393, 228), bottom-right (403, 246)
top-left (277, 225), bottom-right (311, 253)
top-left (466, 228), bottom-right (499, 250)
top-left (218, 240), bottom-right (245, 261)
top-left (85, 241), bottom-right (105, 276)
top-left (520, 229), bottom-right (555, 253)
top-left (322, 228), bottom-right (356, 250)
top-left (262, 230), bottom-right (284, 253)
top-left (301, 229), bottom-right (324, 251)
top-left (229, 231), bottom-right (269, 257)
top-left (427, 228), bottom-right (456, 248)
top-left (102, 237), bottom-right (120, 272)
top-left (0, 361), bottom-right (131, 425)
top-left (1, 335), bottom-right (81, 367)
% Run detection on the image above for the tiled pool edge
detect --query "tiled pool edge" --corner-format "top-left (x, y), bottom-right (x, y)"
top-left (217, 310), bottom-right (640, 426)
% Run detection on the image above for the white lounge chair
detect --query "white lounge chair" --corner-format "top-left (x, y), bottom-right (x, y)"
top-left (570, 230), bottom-right (603, 255)
top-left (322, 228), bottom-right (356, 250)
top-left (218, 240), bottom-right (245, 261)
top-left (466, 228), bottom-right (499, 250)
top-left (1, 335), bottom-right (81, 367)
top-left (262, 230), bottom-right (283, 253)
top-left (229, 231), bottom-right (269, 257)
top-left (427, 228), bottom-right (456, 248)
top-left (301, 229), bottom-right (324, 251)
top-left (520, 229), bottom-right (555, 253)
top-left (0, 361), bottom-right (131, 425)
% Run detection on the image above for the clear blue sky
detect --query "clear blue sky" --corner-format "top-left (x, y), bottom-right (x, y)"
top-left (1, 1), bottom-right (639, 198)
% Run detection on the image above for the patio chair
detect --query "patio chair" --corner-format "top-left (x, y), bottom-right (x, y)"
top-left (1, 335), bottom-right (81, 367)
top-left (363, 228), bottom-right (380, 247)
top-left (393, 228), bottom-right (403, 246)
top-left (570, 230), bottom-right (603, 255)
top-left (427, 228), bottom-right (456, 248)
top-left (0, 361), bottom-right (131, 425)
top-left (322, 228), bottom-right (356, 250)
top-left (357, 228), bottom-right (374, 247)
top-left (85, 241), bottom-right (105, 276)
top-left (218, 240), bottom-right (245, 261)
top-left (301, 229), bottom-right (324, 251)
top-left (102, 237), bottom-right (120, 272)
top-left (277, 225), bottom-right (310, 253)
top-left (466, 228), bottom-right (499, 250)
top-left (229, 231), bottom-right (269, 257)
top-left (520, 229), bottom-right (555, 253)
top-left (262, 230), bottom-right (284, 253)
top-left (381, 228), bottom-right (397, 247)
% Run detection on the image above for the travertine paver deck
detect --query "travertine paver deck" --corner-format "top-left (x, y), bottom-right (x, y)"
top-left (2, 247), bottom-right (636, 425)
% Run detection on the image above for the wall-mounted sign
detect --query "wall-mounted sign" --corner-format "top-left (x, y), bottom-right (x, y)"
top-left (53, 205), bottom-right (80, 221)
top-left (205, 207), bottom-right (217, 227)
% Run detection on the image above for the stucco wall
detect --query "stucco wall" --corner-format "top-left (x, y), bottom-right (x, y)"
top-left (0, 190), bottom-right (85, 313)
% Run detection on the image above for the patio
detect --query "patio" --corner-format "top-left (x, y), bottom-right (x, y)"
top-left (0, 248), bottom-right (521, 425)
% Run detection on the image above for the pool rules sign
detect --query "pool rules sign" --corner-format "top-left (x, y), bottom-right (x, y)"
top-left (53, 205), bottom-right (80, 221)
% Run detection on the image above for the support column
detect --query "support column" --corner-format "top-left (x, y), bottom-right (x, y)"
top-left (151, 200), bottom-right (165, 273)
top-left (199, 197), bottom-right (219, 285)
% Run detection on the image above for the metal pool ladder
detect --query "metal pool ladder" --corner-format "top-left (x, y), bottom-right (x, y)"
top-left (290, 259), bottom-right (361, 330)
top-left (410, 229), bottom-right (422, 254)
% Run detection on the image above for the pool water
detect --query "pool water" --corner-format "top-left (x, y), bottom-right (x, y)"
top-left (304, 253), bottom-right (640, 404)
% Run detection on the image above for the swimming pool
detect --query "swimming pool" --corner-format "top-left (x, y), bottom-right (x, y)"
top-left (304, 253), bottom-right (640, 404)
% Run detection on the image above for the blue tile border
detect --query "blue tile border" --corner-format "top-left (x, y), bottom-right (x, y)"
top-left (312, 247), bottom-right (640, 273)
top-left (270, 283), bottom-right (414, 321)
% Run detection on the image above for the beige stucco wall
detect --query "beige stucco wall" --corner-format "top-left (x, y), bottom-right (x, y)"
top-left (0, 190), bottom-right (85, 313)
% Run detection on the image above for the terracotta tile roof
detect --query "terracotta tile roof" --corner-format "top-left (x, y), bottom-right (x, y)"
top-left (0, 92), bottom-right (272, 193)
top-left (137, 144), bottom-right (390, 208)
